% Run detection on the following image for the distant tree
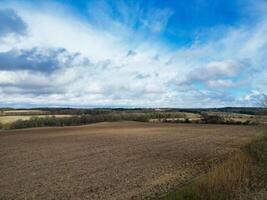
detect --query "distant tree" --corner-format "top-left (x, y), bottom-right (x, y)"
top-left (201, 113), bottom-right (225, 124)
top-left (262, 94), bottom-right (267, 107)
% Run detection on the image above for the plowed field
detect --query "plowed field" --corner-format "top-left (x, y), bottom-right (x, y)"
top-left (0, 122), bottom-right (265, 200)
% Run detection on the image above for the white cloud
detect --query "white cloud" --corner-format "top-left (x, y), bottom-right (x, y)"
top-left (141, 8), bottom-right (173, 33)
top-left (187, 60), bottom-right (246, 82)
top-left (207, 80), bottom-right (237, 88)
top-left (0, 1), bottom-right (266, 107)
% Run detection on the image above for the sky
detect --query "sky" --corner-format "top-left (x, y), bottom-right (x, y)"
top-left (0, 0), bottom-right (266, 108)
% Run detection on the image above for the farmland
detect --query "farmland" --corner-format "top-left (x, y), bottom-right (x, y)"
top-left (0, 108), bottom-right (264, 130)
top-left (0, 115), bottom-right (72, 124)
top-left (0, 122), bottom-right (266, 200)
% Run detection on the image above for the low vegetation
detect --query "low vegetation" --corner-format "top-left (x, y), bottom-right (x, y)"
top-left (160, 135), bottom-right (267, 200)
top-left (0, 108), bottom-right (262, 130)
top-left (2, 114), bottom-right (150, 129)
top-left (0, 115), bottom-right (72, 124)
top-left (200, 113), bottom-right (258, 125)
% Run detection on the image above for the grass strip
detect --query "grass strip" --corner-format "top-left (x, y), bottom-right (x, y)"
top-left (160, 134), bottom-right (267, 200)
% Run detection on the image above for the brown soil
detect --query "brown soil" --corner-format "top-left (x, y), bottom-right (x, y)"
top-left (0, 122), bottom-right (265, 200)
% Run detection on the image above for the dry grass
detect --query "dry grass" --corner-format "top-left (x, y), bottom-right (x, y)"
top-left (160, 134), bottom-right (267, 200)
top-left (160, 152), bottom-right (251, 200)
top-left (195, 152), bottom-right (251, 200)
top-left (1, 109), bottom-right (49, 116)
top-left (0, 115), bottom-right (31, 123)
top-left (3, 109), bottom-right (43, 113)
top-left (0, 115), bottom-right (72, 124)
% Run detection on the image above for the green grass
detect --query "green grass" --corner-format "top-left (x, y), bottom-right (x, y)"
top-left (160, 134), bottom-right (267, 200)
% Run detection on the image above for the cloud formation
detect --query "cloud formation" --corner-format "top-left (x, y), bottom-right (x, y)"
top-left (0, 48), bottom-right (79, 73)
top-left (0, 1), bottom-right (266, 108)
top-left (0, 8), bottom-right (27, 37)
top-left (180, 60), bottom-right (248, 89)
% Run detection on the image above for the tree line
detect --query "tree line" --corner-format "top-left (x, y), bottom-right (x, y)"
top-left (0, 111), bottom-right (259, 130)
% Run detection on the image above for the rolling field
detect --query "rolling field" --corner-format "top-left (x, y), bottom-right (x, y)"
top-left (0, 115), bottom-right (72, 124)
top-left (0, 122), bottom-right (265, 200)
top-left (2, 110), bottom-right (47, 114)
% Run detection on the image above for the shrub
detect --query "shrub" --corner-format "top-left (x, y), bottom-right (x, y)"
top-left (185, 118), bottom-right (190, 123)
top-left (201, 113), bottom-right (225, 124)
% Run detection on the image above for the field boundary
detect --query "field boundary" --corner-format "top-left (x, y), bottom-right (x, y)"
top-left (158, 132), bottom-right (267, 200)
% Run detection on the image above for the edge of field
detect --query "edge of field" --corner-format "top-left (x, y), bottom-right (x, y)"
top-left (158, 130), bottom-right (267, 200)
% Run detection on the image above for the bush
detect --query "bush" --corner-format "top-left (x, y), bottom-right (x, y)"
top-left (185, 118), bottom-right (190, 123)
top-left (242, 120), bottom-right (259, 125)
top-left (201, 113), bottom-right (225, 124)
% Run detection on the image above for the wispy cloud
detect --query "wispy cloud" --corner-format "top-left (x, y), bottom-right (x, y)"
top-left (0, 0), bottom-right (266, 107)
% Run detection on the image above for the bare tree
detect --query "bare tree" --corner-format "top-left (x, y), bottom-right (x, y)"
top-left (262, 94), bottom-right (267, 107)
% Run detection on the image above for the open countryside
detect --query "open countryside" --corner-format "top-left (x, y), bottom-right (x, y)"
top-left (1, 121), bottom-right (266, 199)
top-left (1, 0), bottom-right (267, 199)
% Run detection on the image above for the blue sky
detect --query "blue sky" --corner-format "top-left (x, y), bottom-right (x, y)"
top-left (0, 0), bottom-right (266, 107)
